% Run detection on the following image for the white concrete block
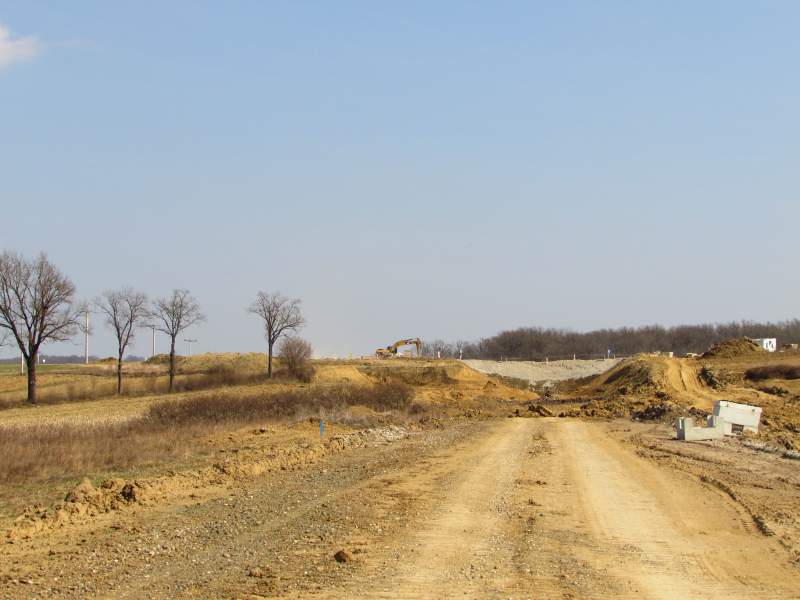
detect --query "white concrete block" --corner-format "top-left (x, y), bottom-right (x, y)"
top-left (713, 401), bottom-right (762, 433)
top-left (676, 416), bottom-right (726, 441)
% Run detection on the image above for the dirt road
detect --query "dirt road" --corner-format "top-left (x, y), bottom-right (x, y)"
top-left (2, 419), bottom-right (797, 599)
top-left (661, 358), bottom-right (723, 410)
top-left (326, 419), bottom-right (797, 599)
top-left (660, 357), bottom-right (767, 411)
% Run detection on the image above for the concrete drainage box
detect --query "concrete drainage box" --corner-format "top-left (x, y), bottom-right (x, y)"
top-left (676, 416), bottom-right (727, 441)
top-left (676, 400), bottom-right (762, 441)
top-left (713, 400), bottom-right (762, 433)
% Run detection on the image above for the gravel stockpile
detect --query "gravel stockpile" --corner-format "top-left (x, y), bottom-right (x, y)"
top-left (462, 358), bottom-right (621, 385)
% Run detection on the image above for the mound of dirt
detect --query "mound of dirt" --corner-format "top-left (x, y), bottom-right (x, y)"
top-left (356, 364), bottom-right (455, 386)
top-left (314, 364), bottom-right (373, 385)
top-left (702, 338), bottom-right (765, 359)
top-left (599, 359), bottom-right (662, 397)
top-left (145, 353), bottom-right (180, 365)
top-left (558, 356), bottom-right (724, 420)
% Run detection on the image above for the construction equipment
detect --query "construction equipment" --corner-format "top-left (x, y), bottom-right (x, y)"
top-left (375, 338), bottom-right (422, 359)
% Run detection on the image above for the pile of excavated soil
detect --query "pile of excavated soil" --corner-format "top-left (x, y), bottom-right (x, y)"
top-left (591, 359), bottom-right (665, 398)
top-left (357, 364), bottom-right (457, 386)
top-left (702, 338), bottom-right (765, 359)
top-left (556, 357), bottom-right (711, 421)
top-left (314, 364), bottom-right (374, 385)
top-left (463, 359), bottom-right (620, 385)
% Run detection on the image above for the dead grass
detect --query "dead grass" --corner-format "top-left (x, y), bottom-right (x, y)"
top-left (0, 420), bottom-right (198, 483)
top-left (0, 383), bottom-right (415, 485)
top-left (0, 369), bottom-right (270, 409)
top-left (356, 364), bottom-right (456, 385)
top-left (148, 382), bottom-right (413, 426)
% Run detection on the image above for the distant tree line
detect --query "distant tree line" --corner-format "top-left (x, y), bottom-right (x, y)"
top-left (424, 320), bottom-right (800, 361)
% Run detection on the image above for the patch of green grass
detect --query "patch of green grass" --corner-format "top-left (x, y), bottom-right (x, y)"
top-left (0, 363), bottom-right (83, 376)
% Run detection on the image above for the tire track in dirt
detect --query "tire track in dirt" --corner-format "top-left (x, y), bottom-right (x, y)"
top-left (662, 358), bottom-right (721, 410)
top-left (357, 419), bottom-right (534, 599)
top-left (325, 419), bottom-right (799, 599)
top-left (552, 420), bottom-right (797, 599)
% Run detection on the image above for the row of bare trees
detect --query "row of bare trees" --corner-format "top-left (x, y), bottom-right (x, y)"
top-left (0, 251), bottom-right (307, 403)
top-left (96, 288), bottom-right (206, 395)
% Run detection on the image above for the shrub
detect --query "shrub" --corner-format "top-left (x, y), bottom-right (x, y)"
top-left (146, 382), bottom-right (414, 427)
top-left (278, 336), bottom-right (315, 382)
top-left (744, 365), bottom-right (800, 381)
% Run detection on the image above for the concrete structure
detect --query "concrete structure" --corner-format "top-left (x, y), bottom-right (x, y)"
top-left (676, 416), bottom-right (729, 441)
top-left (752, 338), bottom-right (777, 352)
top-left (677, 401), bottom-right (763, 441)
top-left (713, 400), bottom-right (762, 433)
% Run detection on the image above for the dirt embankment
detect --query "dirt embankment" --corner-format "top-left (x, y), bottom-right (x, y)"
top-left (5, 423), bottom-right (414, 543)
top-left (555, 351), bottom-right (800, 450)
top-left (552, 356), bottom-right (722, 420)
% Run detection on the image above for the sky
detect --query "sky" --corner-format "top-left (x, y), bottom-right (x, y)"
top-left (1, 2), bottom-right (798, 359)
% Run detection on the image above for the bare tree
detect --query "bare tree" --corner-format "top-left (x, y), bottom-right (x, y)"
top-left (96, 287), bottom-right (148, 394)
top-left (247, 291), bottom-right (305, 378)
top-left (150, 289), bottom-right (205, 392)
top-left (0, 252), bottom-right (83, 403)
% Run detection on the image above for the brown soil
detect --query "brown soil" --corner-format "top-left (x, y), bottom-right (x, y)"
top-left (1, 419), bottom-right (797, 599)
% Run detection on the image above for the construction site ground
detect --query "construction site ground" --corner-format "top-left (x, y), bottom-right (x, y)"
top-left (2, 418), bottom-right (798, 599)
top-left (1, 350), bottom-right (799, 599)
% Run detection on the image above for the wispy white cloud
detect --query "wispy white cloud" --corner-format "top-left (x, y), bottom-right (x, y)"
top-left (0, 23), bottom-right (41, 70)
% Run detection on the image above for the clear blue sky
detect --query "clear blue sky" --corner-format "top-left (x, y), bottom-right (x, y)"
top-left (1, 2), bottom-right (798, 358)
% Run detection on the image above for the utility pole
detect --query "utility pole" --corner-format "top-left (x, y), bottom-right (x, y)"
top-left (20, 352), bottom-right (24, 374)
top-left (184, 338), bottom-right (197, 356)
top-left (151, 324), bottom-right (156, 358)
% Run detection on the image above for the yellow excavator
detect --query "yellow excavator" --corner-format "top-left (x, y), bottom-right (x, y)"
top-left (375, 338), bottom-right (422, 358)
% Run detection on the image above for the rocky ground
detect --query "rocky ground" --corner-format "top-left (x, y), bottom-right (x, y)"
top-left (463, 358), bottom-right (621, 386)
